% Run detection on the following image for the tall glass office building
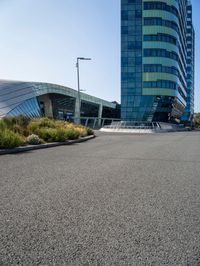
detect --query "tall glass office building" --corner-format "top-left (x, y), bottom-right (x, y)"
top-left (121, 0), bottom-right (194, 122)
top-left (181, 1), bottom-right (195, 124)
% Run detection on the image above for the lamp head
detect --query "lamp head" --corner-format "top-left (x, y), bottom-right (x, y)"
top-left (77, 57), bottom-right (91, 60)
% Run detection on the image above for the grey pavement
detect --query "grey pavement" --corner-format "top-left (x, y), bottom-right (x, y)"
top-left (0, 131), bottom-right (200, 265)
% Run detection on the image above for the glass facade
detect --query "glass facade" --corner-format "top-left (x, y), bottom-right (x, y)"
top-left (121, 0), bottom-right (194, 122)
top-left (0, 81), bottom-right (116, 119)
top-left (181, 1), bottom-right (195, 124)
top-left (8, 98), bottom-right (41, 118)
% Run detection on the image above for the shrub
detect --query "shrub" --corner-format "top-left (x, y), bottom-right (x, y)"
top-left (74, 127), bottom-right (87, 137)
top-left (27, 121), bottom-right (40, 134)
top-left (15, 115), bottom-right (30, 128)
top-left (54, 120), bottom-right (66, 128)
top-left (37, 128), bottom-right (58, 142)
top-left (0, 129), bottom-right (24, 149)
top-left (0, 120), bottom-right (6, 131)
top-left (2, 116), bottom-right (16, 130)
top-left (86, 127), bottom-right (93, 135)
top-left (27, 118), bottom-right (57, 134)
top-left (64, 128), bottom-right (79, 140)
top-left (0, 116), bottom-right (91, 148)
top-left (27, 134), bottom-right (42, 145)
top-left (12, 123), bottom-right (23, 133)
top-left (37, 117), bottom-right (56, 128)
top-left (195, 113), bottom-right (200, 127)
top-left (1, 115), bottom-right (31, 136)
top-left (37, 127), bottom-right (79, 142)
top-left (12, 123), bottom-right (29, 136)
top-left (55, 128), bottom-right (68, 142)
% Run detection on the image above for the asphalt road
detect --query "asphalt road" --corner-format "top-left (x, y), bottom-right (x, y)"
top-left (0, 131), bottom-right (200, 265)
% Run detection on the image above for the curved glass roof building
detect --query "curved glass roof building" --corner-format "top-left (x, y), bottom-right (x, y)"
top-left (0, 80), bottom-right (116, 120)
top-left (121, 0), bottom-right (194, 123)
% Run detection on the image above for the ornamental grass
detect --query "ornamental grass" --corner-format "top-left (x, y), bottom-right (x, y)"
top-left (0, 129), bottom-right (24, 149)
top-left (0, 116), bottom-right (93, 149)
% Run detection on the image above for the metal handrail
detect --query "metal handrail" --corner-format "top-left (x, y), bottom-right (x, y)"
top-left (71, 117), bottom-right (183, 130)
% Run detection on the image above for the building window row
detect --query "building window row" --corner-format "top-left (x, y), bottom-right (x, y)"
top-left (121, 26), bottom-right (142, 35)
top-left (144, 64), bottom-right (186, 90)
top-left (121, 72), bottom-right (142, 81)
top-left (143, 33), bottom-right (178, 45)
top-left (144, 17), bottom-right (179, 33)
top-left (127, 41), bottom-right (142, 49)
top-left (143, 48), bottom-right (186, 80)
top-left (143, 18), bottom-right (187, 73)
top-left (121, 10), bottom-right (142, 20)
top-left (144, 1), bottom-right (178, 18)
top-left (143, 80), bottom-right (177, 90)
top-left (127, 0), bottom-right (142, 4)
top-left (143, 80), bottom-right (186, 100)
top-left (143, 48), bottom-right (178, 61)
top-left (144, 64), bottom-right (179, 76)
top-left (121, 56), bottom-right (142, 66)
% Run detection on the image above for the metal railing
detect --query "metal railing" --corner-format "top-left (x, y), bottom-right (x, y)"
top-left (71, 118), bottom-right (187, 131)
top-left (72, 117), bottom-right (161, 130)
top-left (103, 121), bottom-right (162, 130)
top-left (72, 117), bottom-right (121, 129)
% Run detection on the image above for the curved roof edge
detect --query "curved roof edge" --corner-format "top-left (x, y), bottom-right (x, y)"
top-left (0, 79), bottom-right (116, 117)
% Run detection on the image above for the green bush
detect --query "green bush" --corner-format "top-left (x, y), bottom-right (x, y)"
top-left (0, 120), bottom-right (6, 131)
top-left (1, 115), bottom-right (31, 136)
top-left (37, 128), bottom-right (58, 142)
top-left (55, 128), bottom-right (68, 142)
top-left (64, 128), bottom-right (79, 140)
top-left (0, 116), bottom-right (92, 148)
top-left (37, 117), bottom-right (56, 128)
top-left (54, 120), bottom-right (66, 128)
top-left (72, 125), bottom-right (87, 137)
top-left (15, 115), bottom-right (30, 128)
top-left (36, 127), bottom-right (80, 142)
top-left (195, 113), bottom-right (200, 127)
top-left (27, 118), bottom-right (57, 134)
top-left (12, 123), bottom-right (29, 136)
top-left (86, 127), bottom-right (93, 135)
top-left (27, 121), bottom-right (40, 134)
top-left (2, 116), bottom-right (16, 130)
top-left (0, 129), bottom-right (24, 149)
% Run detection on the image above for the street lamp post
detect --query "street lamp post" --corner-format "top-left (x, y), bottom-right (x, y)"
top-left (76, 57), bottom-right (91, 124)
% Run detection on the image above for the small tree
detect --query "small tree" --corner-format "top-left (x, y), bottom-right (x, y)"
top-left (194, 113), bottom-right (200, 127)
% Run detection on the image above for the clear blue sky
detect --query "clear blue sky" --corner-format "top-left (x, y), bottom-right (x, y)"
top-left (0, 0), bottom-right (199, 111)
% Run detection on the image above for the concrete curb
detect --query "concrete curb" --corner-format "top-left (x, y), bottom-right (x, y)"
top-left (0, 135), bottom-right (95, 155)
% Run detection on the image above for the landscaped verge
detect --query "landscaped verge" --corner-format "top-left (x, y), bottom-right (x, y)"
top-left (0, 116), bottom-right (94, 152)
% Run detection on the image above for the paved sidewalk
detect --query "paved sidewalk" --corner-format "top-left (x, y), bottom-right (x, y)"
top-left (0, 131), bottom-right (200, 265)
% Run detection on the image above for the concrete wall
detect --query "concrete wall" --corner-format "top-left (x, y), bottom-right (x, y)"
top-left (37, 95), bottom-right (53, 118)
